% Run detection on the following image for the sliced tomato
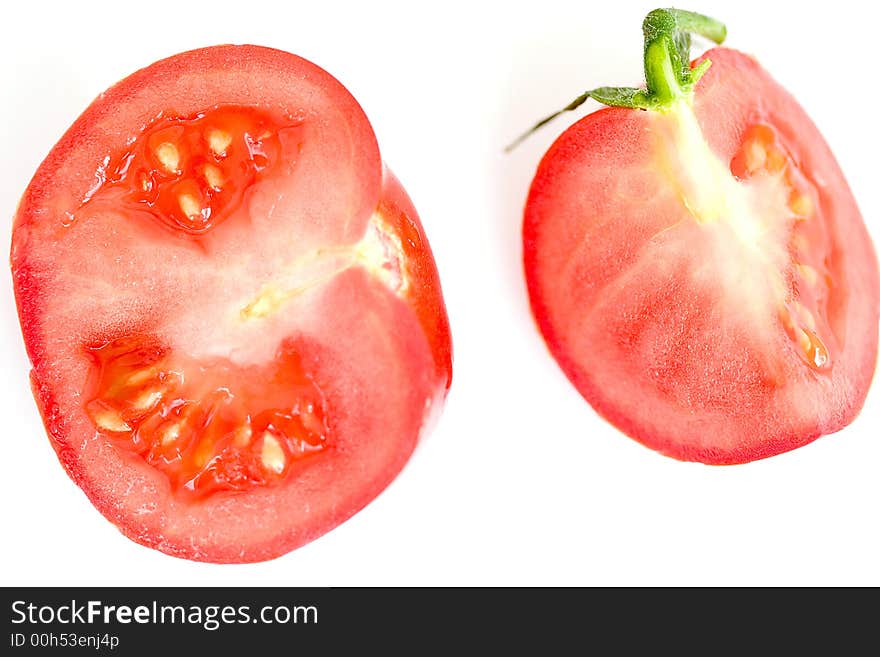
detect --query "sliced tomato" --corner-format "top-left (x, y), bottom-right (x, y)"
top-left (524, 46), bottom-right (879, 464)
top-left (11, 45), bottom-right (451, 562)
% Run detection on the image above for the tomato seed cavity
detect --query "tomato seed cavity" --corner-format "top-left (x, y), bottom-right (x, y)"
top-left (732, 123), bottom-right (837, 371)
top-left (74, 106), bottom-right (303, 235)
top-left (84, 336), bottom-right (329, 498)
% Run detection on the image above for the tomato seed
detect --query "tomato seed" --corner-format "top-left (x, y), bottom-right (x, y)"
top-left (203, 164), bottom-right (224, 190)
top-left (207, 129), bottom-right (232, 156)
top-left (789, 192), bottom-right (813, 219)
top-left (797, 263), bottom-right (819, 286)
top-left (87, 401), bottom-right (132, 433)
top-left (178, 193), bottom-right (202, 220)
top-left (154, 142), bottom-right (180, 173)
top-left (744, 139), bottom-right (766, 173)
top-left (260, 433), bottom-right (286, 474)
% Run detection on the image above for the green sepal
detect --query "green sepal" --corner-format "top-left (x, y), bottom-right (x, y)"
top-left (506, 7), bottom-right (727, 150)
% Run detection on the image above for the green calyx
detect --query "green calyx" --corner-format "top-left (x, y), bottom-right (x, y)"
top-left (506, 8), bottom-right (727, 151)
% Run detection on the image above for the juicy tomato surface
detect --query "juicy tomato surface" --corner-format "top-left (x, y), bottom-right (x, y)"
top-left (11, 45), bottom-right (452, 562)
top-left (524, 48), bottom-right (879, 464)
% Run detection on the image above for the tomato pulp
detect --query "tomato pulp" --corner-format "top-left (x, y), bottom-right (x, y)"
top-left (521, 10), bottom-right (879, 463)
top-left (11, 46), bottom-right (452, 562)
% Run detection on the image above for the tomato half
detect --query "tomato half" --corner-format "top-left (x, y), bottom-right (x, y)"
top-left (11, 45), bottom-right (452, 562)
top-left (523, 12), bottom-right (879, 464)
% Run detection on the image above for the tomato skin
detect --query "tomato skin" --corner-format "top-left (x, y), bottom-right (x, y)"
top-left (524, 48), bottom-right (879, 464)
top-left (375, 169), bottom-right (453, 389)
top-left (11, 46), bottom-right (451, 562)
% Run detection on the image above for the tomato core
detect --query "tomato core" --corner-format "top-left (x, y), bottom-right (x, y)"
top-left (84, 336), bottom-right (329, 498)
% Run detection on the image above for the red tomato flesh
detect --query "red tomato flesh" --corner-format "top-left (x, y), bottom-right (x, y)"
top-left (524, 48), bottom-right (879, 464)
top-left (11, 45), bottom-right (452, 562)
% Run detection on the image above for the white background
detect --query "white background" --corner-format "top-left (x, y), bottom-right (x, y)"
top-left (2, 0), bottom-right (879, 586)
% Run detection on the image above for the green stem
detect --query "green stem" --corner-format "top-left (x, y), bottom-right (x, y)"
top-left (505, 8), bottom-right (726, 151)
top-left (642, 9), bottom-right (726, 103)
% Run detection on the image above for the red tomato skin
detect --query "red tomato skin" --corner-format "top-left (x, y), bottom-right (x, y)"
top-left (375, 169), bottom-right (453, 389)
top-left (523, 48), bottom-right (879, 464)
top-left (11, 46), bottom-right (452, 562)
